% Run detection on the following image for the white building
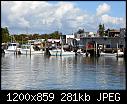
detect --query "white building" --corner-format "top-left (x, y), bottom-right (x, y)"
top-left (88, 32), bottom-right (95, 37)
top-left (74, 32), bottom-right (96, 38)
top-left (28, 39), bottom-right (45, 44)
top-left (65, 34), bottom-right (74, 45)
top-left (47, 39), bottom-right (60, 43)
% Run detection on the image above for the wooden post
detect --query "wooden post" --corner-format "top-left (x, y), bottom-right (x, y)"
top-left (103, 44), bottom-right (104, 52)
top-left (117, 43), bottom-right (118, 57)
top-left (96, 42), bottom-right (97, 56)
top-left (94, 43), bottom-right (95, 56)
top-left (45, 41), bottom-right (46, 53)
top-left (86, 43), bottom-right (87, 53)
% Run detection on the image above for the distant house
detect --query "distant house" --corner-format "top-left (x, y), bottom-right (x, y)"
top-left (107, 29), bottom-right (120, 37)
top-left (65, 34), bottom-right (74, 45)
top-left (120, 28), bottom-right (126, 37)
top-left (74, 32), bottom-right (96, 38)
top-left (28, 39), bottom-right (45, 44)
top-left (74, 33), bottom-right (82, 39)
top-left (88, 32), bottom-right (95, 37)
top-left (47, 39), bottom-right (60, 43)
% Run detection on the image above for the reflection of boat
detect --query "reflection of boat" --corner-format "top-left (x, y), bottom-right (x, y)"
top-left (100, 52), bottom-right (116, 57)
top-left (20, 44), bottom-right (44, 55)
top-left (82, 52), bottom-right (90, 57)
top-left (4, 43), bottom-right (21, 54)
top-left (77, 52), bottom-right (90, 57)
top-left (76, 49), bottom-right (90, 57)
top-left (115, 50), bottom-right (124, 57)
top-left (49, 48), bottom-right (75, 56)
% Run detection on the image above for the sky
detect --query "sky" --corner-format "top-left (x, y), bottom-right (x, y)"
top-left (1, 1), bottom-right (126, 35)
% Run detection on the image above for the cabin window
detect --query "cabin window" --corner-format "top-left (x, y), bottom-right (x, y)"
top-left (8, 44), bottom-right (12, 46)
top-left (13, 44), bottom-right (16, 46)
top-left (106, 44), bottom-right (110, 48)
top-left (119, 45), bottom-right (123, 48)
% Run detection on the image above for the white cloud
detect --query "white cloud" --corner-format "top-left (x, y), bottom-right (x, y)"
top-left (1, 1), bottom-right (125, 34)
top-left (96, 3), bottom-right (110, 16)
top-left (1, 1), bottom-right (89, 33)
top-left (101, 14), bottom-right (125, 25)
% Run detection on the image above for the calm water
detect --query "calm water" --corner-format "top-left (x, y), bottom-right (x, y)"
top-left (1, 54), bottom-right (126, 90)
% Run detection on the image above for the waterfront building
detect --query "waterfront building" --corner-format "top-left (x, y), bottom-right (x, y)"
top-left (120, 28), bottom-right (126, 37)
top-left (80, 37), bottom-right (125, 49)
top-left (65, 34), bottom-right (74, 45)
top-left (74, 32), bottom-right (96, 38)
top-left (77, 28), bottom-right (126, 49)
top-left (105, 28), bottom-right (126, 38)
top-left (107, 29), bottom-right (120, 37)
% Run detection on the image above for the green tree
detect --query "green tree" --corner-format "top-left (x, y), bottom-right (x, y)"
top-left (105, 28), bottom-right (110, 36)
top-left (50, 31), bottom-right (60, 39)
top-left (1, 27), bottom-right (10, 43)
top-left (77, 29), bottom-right (84, 34)
top-left (98, 23), bottom-right (105, 37)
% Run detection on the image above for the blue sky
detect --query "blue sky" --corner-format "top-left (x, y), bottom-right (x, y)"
top-left (1, 1), bottom-right (126, 34)
top-left (48, 1), bottom-right (125, 17)
top-left (73, 1), bottom-right (125, 17)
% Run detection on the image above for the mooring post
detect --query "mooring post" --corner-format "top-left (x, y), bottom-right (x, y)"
top-left (117, 43), bottom-right (118, 57)
top-left (96, 42), bottom-right (97, 56)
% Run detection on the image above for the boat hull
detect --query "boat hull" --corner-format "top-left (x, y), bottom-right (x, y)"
top-left (100, 52), bottom-right (124, 57)
top-left (49, 50), bottom-right (75, 56)
top-left (20, 50), bottom-right (44, 55)
top-left (4, 48), bottom-right (21, 54)
top-left (100, 52), bottom-right (116, 57)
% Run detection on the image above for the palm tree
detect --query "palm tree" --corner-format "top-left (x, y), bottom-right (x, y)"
top-left (98, 23), bottom-right (105, 37)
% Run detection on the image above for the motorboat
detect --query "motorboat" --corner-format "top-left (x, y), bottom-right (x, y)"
top-left (49, 34), bottom-right (75, 56)
top-left (20, 44), bottom-right (44, 55)
top-left (49, 48), bottom-right (75, 56)
top-left (4, 42), bottom-right (21, 54)
top-left (100, 49), bottom-right (124, 57)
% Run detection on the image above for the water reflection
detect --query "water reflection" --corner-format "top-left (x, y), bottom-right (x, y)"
top-left (1, 54), bottom-right (126, 90)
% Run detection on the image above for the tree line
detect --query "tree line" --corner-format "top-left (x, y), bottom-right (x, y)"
top-left (1, 27), bottom-right (11, 43)
top-left (1, 27), bottom-right (60, 44)
top-left (1, 24), bottom-right (111, 44)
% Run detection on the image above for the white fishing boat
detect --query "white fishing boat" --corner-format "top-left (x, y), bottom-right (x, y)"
top-left (49, 34), bottom-right (75, 56)
top-left (20, 44), bottom-right (44, 55)
top-left (4, 42), bottom-right (21, 54)
top-left (100, 49), bottom-right (124, 57)
top-left (49, 48), bottom-right (75, 56)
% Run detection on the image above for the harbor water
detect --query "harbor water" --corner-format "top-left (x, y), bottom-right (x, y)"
top-left (1, 54), bottom-right (126, 90)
